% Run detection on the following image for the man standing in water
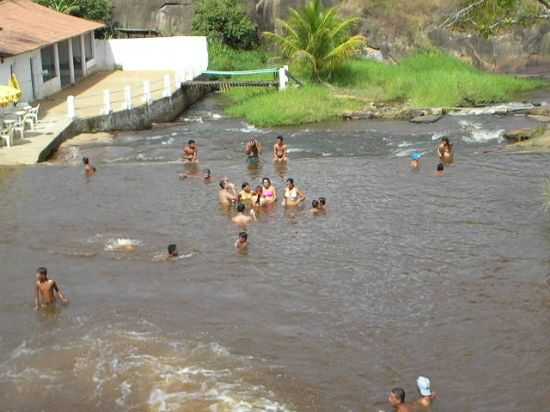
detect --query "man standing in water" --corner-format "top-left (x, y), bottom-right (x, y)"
top-left (34, 267), bottom-right (69, 310)
top-left (415, 376), bottom-right (436, 410)
top-left (83, 157), bottom-right (96, 177)
top-left (273, 135), bottom-right (288, 162)
top-left (232, 203), bottom-right (256, 226)
top-left (219, 179), bottom-right (237, 206)
top-left (245, 138), bottom-right (262, 166)
top-left (182, 140), bottom-right (198, 162)
top-left (388, 388), bottom-right (414, 412)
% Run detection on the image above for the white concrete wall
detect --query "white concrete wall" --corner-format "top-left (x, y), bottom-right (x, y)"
top-left (95, 36), bottom-right (208, 79)
top-left (0, 50), bottom-right (43, 102)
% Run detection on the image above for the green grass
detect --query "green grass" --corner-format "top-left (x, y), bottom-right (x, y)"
top-left (331, 53), bottom-right (545, 108)
top-left (224, 86), bottom-right (363, 127)
top-left (207, 41), bottom-right (270, 72)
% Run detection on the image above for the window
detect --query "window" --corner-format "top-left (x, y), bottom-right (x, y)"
top-left (40, 45), bottom-right (56, 82)
top-left (84, 32), bottom-right (94, 62)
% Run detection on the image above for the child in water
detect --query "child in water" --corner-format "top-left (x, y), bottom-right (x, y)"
top-left (83, 157), bottom-right (96, 177)
top-left (410, 150), bottom-right (423, 170)
top-left (436, 162), bottom-right (445, 176)
top-left (235, 231), bottom-right (249, 251)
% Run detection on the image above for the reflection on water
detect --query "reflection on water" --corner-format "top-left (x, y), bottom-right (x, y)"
top-left (1, 96), bottom-right (550, 412)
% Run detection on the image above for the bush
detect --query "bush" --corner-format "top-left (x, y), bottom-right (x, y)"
top-left (208, 40), bottom-right (269, 71)
top-left (193, 0), bottom-right (258, 49)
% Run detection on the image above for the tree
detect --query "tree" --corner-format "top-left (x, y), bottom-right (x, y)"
top-left (192, 0), bottom-right (258, 49)
top-left (440, 0), bottom-right (548, 37)
top-left (36, 0), bottom-right (111, 23)
top-left (37, 0), bottom-right (79, 14)
top-left (264, 0), bottom-right (367, 81)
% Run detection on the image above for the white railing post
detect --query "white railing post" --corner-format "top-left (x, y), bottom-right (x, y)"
top-left (279, 66), bottom-right (289, 91)
top-left (143, 81), bottom-right (152, 105)
top-left (124, 85), bottom-right (132, 110)
top-left (163, 74), bottom-right (171, 98)
top-left (67, 95), bottom-right (76, 119)
top-left (103, 89), bottom-right (112, 115)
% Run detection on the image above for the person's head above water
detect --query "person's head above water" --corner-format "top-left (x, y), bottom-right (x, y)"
top-left (388, 387), bottom-right (405, 406)
top-left (254, 185), bottom-right (263, 194)
top-left (203, 168), bottom-right (211, 178)
top-left (286, 178), bottom-right (295, 188)
top-left (242, 182), bottom-right (250, 190)
top-left (167, 244), bottom-right (178, 257)
top-left (188, 139), bottom-right (195, 146)
top-left (219, 180), bottom-right (226, 189)
top-left (36, 266), bottom-right (48, 281)
top-left (312, 199), bottom-right (319, 209)
top-left (239, 231), bottom-right (248, 241)
top-left (262, 177), bottom-right (272, 188)
top-left (82, 157), bottom-right (89, 165)
top-left (441, 137), bottom-right (450, 145)
top-left (319, 197), bottom-right (326, 206)
top-left (277, 135), bottom-right (284, 143)
top-left (237, 203), bottom-right (246, 213)
top-left (437, 162), bottom-right (444, 172)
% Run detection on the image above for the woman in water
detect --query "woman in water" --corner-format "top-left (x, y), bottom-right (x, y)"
top-left (282, 178), bottom-right (306, 207)
top-left (438, 137), bottom-right (454, 164)
top-left (261, 177), bottom-right (277, 205)
top-left (245, 138), bottom-right (262, 167)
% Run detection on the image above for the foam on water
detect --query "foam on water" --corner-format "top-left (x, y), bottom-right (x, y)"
top-left (463, 128), bottom-right (505, 144)
top-left (104, 238), bottom-right (143, 252)
top-left (397, 141), bottom-right (412, 148)
top-left (0, 326), bottom-right (294, 412)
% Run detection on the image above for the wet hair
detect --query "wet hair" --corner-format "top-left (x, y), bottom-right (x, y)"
top-left (312, 199), bottom-right (319, 208)
top-left (441, 137), bottom-right (450, 145)
top-left (167, 244), bottom-right (178, 256)
top-left (241, 182), bottom-right (249, 189)
top-left (82, 157), bottom-right (89, 165)
top-left (437, 162), bottom-right (444, 172)
top-left (287, 178), bottom-right (294, 185)
top-left (277, 135), bottom-right (284, 141)
top-left (262, 177), bottom-right (271, 186)
top-left (254, 185), bottom-right (263, 204)
top-left (391, 388), bottom-right (405, 403)
top-left (319, 197), bottom-right (326, 206)
top-left (37, 267), bottom-right (47, 276)
top-left (219, 180), bottom-right (226, 189)
top-left (237, 203), bottom-right (246, 213)
top-left (188, 139), bottom-right (195, 145)
top-left (239, 231), bottom-right (248, 240)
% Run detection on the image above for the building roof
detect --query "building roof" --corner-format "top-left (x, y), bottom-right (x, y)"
top-left (0, 0), bottom-right (105, 57)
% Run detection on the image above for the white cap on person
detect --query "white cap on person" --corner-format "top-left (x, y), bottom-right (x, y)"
top-left (417, 376), bottom-right (432, 396)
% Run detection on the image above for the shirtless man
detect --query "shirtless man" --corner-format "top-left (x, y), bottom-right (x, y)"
top-left (245, 138), bottom-right (262, 166)
top-left (415, 376), bottom-right (436, 410)
top-left (219, 179), bottom-right (237, 206)
top-left (388, 388), bottom-right (415, 412)
top-left (235, 231), bottom-right (249, 250)
top-left (182, 139), bottom-right (198, 162)
top-left (34, 267), bottom-right (69, 310)
top-left (438, 137), bottom-right (454, 164)
top-left (83, 157), bottom-right (96, 177)
top-left (282, 178), bottom-right (306, 207)
top-left (273, 135), bottom-right (288, 162)
top-left (232, 203), bottom-right (256, 226)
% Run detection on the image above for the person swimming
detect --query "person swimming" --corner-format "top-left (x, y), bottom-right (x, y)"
top-left (438, 137), bottom-right (454, 164)
top-left (182, 139), bottom-right (198, 162)
top-left (83, 157), bottom-right (96, 177)
top-left (261, 177), bottom-right (277, 204)
top-left (232, 203), bottom-right (256, 226)
top-left (168, 244), bottom-right (178, 258)
top-left (436, 162), bottom-right (445, 176)
top-left (273, 135), bottom-right (288, 162)
top-left (283, 178), bottom-right (306, 207)
top-left (235, 231), bottom-right (249, 251)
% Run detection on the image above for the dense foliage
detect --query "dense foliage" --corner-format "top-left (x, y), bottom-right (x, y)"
top-left (36, 0), bottom-right (111, 23)
top-left (264, 0), bottom-right (367, 81)
top-left (192, 0), bottom-right (258, 49)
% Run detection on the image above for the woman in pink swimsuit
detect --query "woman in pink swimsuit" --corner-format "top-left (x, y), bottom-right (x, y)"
top-left (261, 177), bottom-right (277, 205)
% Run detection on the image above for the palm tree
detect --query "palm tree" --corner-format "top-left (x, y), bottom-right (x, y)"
top-left (37, 0), bottom-right (80, 14)
top-left (264, 0), bottom-right (367, 81)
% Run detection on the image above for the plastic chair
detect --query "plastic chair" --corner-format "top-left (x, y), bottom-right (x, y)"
top-left (0, 126), bottom-right (14, 148)
top-left (13, 118), bottom-right (24, 139)
top-left (23, 113), bottom-right (34, 131)
top-left (29, 104), bottom-right (40, 124)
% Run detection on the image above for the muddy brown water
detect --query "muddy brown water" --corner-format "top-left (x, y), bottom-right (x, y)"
top-left (1, 96), bottom-right (549, 412)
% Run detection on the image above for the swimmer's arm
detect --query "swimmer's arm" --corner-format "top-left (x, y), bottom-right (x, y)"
top-left (34, 283), bottom-right (40, 310)
top-left (250, 209), bottom-right (257, 221)
top-left (53, 281), bottom-right (69, 305)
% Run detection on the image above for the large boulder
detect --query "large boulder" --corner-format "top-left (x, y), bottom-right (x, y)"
top-left (503, 127), bottom-right (545, 143)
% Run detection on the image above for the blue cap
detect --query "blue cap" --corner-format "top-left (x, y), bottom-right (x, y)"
top-left (410, 151), bottom-right (424, 161)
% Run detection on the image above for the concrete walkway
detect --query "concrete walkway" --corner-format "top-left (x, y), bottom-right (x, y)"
top-left (0, 113), bottom-right (72, 166)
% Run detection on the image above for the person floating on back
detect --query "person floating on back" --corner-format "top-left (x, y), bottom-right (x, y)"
top-left (235, 231), bottom-right (249, 251)
top-left (182, 139), bottom-right (198, 163)
top-left (83, 157), bottom-right (96, 177)
top-left (388, 387), bottom-right (414, 412)
top-left (232, 203), bottom-right (256, 227)
top-left (415, 376), bottom-right (436, 410)
top-left (273, 135), bottom-right (288, 162)
top-left (34, 267), bottom-right (69, 311)
top-left (436, 162), bottom-right (445, 176)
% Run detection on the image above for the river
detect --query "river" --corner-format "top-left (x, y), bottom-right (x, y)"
top-left (0, 95), bottom-right (549, 412)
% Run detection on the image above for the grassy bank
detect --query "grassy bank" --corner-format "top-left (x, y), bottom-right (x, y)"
top-left (214, 50), bottom-right (545, 127)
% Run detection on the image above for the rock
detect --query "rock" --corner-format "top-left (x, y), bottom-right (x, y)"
top-left (410, 114), bottom-right (443, 124)
top-left (528, 115), bottom-right (550, 123)
top-left (527, 106), bottom-right (550, 117)
top-left (360, 47), bottom-right (384, 62)
top-left (503, 127), bottom-right (545, 142)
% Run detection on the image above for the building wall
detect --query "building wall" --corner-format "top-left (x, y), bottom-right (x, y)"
top-left (0, 50), bottom-right (42, 102)
top-left (95, 36), bottom-right (208, 79)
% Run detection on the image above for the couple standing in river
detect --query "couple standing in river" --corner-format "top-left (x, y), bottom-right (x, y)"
top-left (410, 137), bottom-right (454, 175)
top-left (388, 376), bottom-right (436, 412)
top-left (245, 135), bottom-right (289, 165)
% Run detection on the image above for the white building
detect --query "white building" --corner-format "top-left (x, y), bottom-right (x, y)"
top-left (0, 0), bottom-right (104, 102)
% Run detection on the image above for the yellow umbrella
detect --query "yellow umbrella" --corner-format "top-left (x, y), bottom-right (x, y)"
top-left (9, 73), bottom-right (21, 94)
top-left (0, 85), bottom-right (21, 107)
